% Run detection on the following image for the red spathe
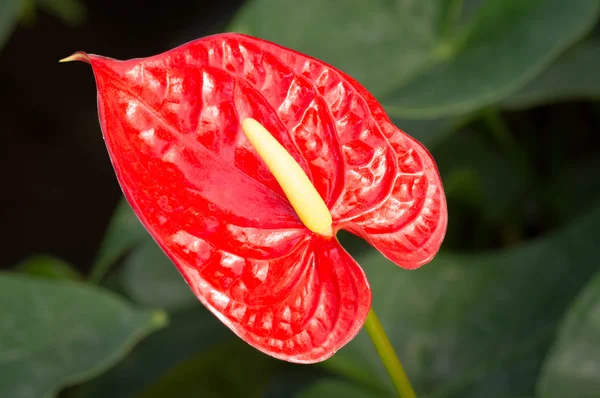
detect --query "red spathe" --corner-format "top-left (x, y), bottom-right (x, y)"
top-left (77, 33), bottom-right (447, 363)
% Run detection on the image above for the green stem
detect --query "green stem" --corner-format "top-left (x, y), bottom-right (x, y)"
top-left (364, 308), bottom-right (417, 398)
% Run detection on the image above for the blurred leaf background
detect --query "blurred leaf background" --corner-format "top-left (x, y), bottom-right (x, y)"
top-left (1, 0), bottom-right (600, 397)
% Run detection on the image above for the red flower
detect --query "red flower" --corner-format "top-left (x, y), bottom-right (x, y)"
top-left (64, 33), bottom-right (447, 363)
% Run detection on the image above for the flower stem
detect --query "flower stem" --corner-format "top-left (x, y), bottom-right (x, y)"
top-left (364, 308), bottom-right (417, 398)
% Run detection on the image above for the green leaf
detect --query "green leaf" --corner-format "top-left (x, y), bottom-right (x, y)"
top-left (393, 117), bottom-right (458, 150)
top-left (0, 273), bottom-right (166, 398)
top-left (230, 0), bottom-right (446, 98)
top-left (265, 365), bottom-right (331, 398)
top-left (383, 0), bottom-right (600, 117)
top-left (502, 37), bottom-right (600, 110)
top-left (139, 341), bottom-right (277, 398)
top-left (121, 239), bottom-right (197, 311)
top-left (229, 0), bottom-right (600, 118)
top-left (537, 270), bottom-right (600, 398)
top-left (392, 111), bottom-right (478, 154)
top-left (323, 205), bottom-right (600, 397)
top-left (36, 0), bottom-right (86, 26)
top-left (91, 197), bottom-right (150, 282)
top-left (14, 254), bottom-right (82, 280)
top-left (70, 303), bottom-right (318, 398)
top-left (71, 304), bottom-right (318, 398)
top-left (68, 307), bottom-right (235, 398)
top-left (19, 0), bottom-right (37, 26)
top-left (0, 0), bottom-right (20, 50)
top-left (297, 379), bottom-right (390, 398)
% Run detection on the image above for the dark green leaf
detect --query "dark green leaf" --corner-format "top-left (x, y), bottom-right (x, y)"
top-left (91, 197), bottom-right (150, 282)
top-left (121, 239), bottom-right (197, 311)
top-left (230, 0), bottom-right (600, 118)
top-left (537, 270), bottom-right (600, 398)
top-left (265, 365), bottom-right (330, 398)
top-left (139, 341), bottom-right (277, 398)
top-left (502, 37), bottom-right (600, 110)
top-left (19, 0), bottom-right (37, 26)
top-left (0, 273), bottom-right (166, 398)
top-left (230, 0), bottom-right (446, 100)
top-left (381, 0), bottom-right (600, 117)
top-left (36, 0), bottom-right (86, 26)
top-left (71, 304), bottom-right (318, 398)
top-left (324, 205), bottom-right (600, 397)
top-left (0, 0), bottom-right (20, 50)
top-left (392, 110), bottom-right (480, 154)
top-left (68, 306), bottom-right (231, 398)
top-left (14, 254), bottom-right (82, 280)
top-left (393, 117), bottom-right (458, 150)
top-left (297, 379), bottom-right (390, 398)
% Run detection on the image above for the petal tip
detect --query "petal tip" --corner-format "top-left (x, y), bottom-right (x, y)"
top-left (59, 51), bottom-right (91, 64)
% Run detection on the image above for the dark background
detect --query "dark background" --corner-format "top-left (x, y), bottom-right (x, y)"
top-left (0, 0), bottom-right (244, 268)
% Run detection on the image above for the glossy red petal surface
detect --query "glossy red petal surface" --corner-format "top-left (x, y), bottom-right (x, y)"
top-left (331, 70), bottom-right (448, 269)
top-left (175, 236), bottom-right (370, 362)
top-left (254, 36), bottom-right (447, 268)
top-left (87, 48), bottom-right (313, 262)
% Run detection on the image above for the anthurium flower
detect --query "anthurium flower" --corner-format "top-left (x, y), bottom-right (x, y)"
top-left (63, 33), bottom-right (447, 363)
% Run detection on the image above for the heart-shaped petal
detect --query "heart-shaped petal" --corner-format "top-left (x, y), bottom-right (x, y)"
top-left (66, 32), bottom-right (446, 362)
